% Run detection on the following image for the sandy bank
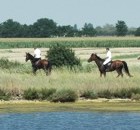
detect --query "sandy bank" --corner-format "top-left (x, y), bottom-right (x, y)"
top-left (0, 98), bottom-right (140, 113)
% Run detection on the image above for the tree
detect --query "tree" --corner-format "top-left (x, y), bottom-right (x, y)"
top-left (134, 27), bottom-right (140, 36)
top-left (82, 23), bottom-right (96, 36)
top-left (96, 24), bottom-right (116, 36)
top-left (0, 19), bottom-right (23, 37)
top-left (115, 20), bottom-right (128, 36)
top-left (31, 18), bottom-right (57, 37)
top-left (127, 27), bottom-right (136, 36)
top-left (47, 44), bottom-right (80, 68)
top-left (57, 25), bottom-right (75, 37)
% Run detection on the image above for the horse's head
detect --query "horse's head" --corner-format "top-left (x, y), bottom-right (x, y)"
top-left (25, 53), bottom-right (29, 62)
top-left (25, 52), bottom-right (33, 62)
top-left (88, 53), bottom-right (97, 62)
top-left (138, 57), bottom-right (140, 60)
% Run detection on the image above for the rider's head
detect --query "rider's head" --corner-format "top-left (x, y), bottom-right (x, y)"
top-left (106, 48), bottom-right (109, 51)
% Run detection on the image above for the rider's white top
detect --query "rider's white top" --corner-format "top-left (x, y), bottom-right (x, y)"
top-left (34, 48), bottom-right (41, 58)
top-left (106, 50), bottom-right (111, 59)
top-left (103, 50), bottom-right (112, 65)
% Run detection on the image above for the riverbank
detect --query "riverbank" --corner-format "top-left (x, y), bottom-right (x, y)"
top-left (0, 99), bottom-right (140, 113)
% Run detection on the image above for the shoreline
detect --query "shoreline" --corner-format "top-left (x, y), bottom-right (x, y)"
top-left (0, 98), bottom-right (140, 113)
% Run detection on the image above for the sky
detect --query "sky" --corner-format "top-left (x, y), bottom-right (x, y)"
top-left (0, 0), bottom-right (140, 28)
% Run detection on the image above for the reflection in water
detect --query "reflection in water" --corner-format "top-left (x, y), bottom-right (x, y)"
top-left (0, 112), bottom-right (140, 130)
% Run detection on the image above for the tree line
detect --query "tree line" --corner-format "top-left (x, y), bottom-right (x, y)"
top-left (0, 18), bottom-right (140, 38)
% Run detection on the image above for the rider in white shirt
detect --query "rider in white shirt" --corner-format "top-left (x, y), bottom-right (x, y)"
top-left (34, 48), bottom-right (41, 63)
top-left (102, 48), bottom-right (112, 70)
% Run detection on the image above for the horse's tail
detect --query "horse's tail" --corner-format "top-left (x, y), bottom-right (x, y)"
top-left (122, 61), bottom-right (133, 77)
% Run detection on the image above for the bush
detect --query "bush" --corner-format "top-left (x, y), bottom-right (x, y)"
top-left (23, 88), bottom-right (39, 100)
top-left (97, 89), bottom-right (113, 99)
top-left (0, 89), bottom-right (11, 100)
top-left (131, 93), bottom-right (140, 101)
top-left (50, 89), bottom-right (78, 102)
top-left (47, 44), bottom-right (80, 68)
top-left (0, 57), bottom-right (21, 69)
top-left (40, 88), bottom-right (56, 100)
top-left (80, 90), bottom-right (98, 99)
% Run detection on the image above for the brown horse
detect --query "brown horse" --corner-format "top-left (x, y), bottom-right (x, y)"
top-left (25, 52), bottom-right (52, 75)
top-left (88, 53), bottom-right (132, 77)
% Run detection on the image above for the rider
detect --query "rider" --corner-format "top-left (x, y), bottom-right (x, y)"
top-left (34, 47), bottom-right (41, 63)
top-left (102, 48), bottom-right (112, 70)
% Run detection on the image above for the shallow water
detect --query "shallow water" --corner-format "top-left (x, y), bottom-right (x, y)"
top-left (0, 112), bottom-right (140, 130)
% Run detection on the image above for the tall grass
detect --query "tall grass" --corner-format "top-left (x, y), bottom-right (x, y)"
top-left (0, 37), bottom-right (140, 49)
top-left (0, 64), bottom-right (140, 101)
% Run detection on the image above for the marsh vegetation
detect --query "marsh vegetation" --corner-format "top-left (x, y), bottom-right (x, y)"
top-left (0, 37), bottom-right (140, 102)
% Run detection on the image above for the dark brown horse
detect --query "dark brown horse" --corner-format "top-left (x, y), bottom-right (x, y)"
top-left (25, 52), bottom-right (52, 75)
top-left (88, 53), bottom-right (132, 77)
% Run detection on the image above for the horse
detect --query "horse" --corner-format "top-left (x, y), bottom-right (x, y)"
top-left (25, 52), bottom-right (52, 75)
top-left (88, 53), bottom-right (132, 77)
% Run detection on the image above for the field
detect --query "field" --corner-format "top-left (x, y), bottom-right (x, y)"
top-left (0, 37), bottom-right (140, 102)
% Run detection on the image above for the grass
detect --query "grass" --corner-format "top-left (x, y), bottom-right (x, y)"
top-left (113, 53), bottom-right (140, 59)
top-left (0, 65), bottom-right (140, 101)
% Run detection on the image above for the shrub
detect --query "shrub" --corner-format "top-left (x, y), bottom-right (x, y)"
top-left (0, 89), bottom-right (11, 101)
top-left (47, 44), bottom-right (80, 68)
top-left (113, 88), bottom-right (140, 99)
top-left (40, 88), bottom-right (56, 100)
top-left (0, 57), bottom-right (21, 69)
top-left (80, 90), bottom-right (98, 99)
top-left (23, 88), bottom-right (39, 100)
top-left (131, 93), bottom-right (140, 101)
top-left (50, 89), bottom-right (78, 102)
top-left (97, 89), bottom-right (113, 99)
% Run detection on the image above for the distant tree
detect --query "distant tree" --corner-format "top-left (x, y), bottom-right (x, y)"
top-left (31, 18), bottom-right (57, 37)
top-left (0, 19), bottom-right (23, 37)
top-left (73, 24), bottom-right (79, 37)
top-left (57, 25), bottom-right (75, 37)
top-left (82, 23), bottom-right (96, 36)
top-left (127, 27), bottom-right (136, 35)
top-left (135, 27), bottom-right (140, 36)
top-left (96, 24), bottom-right (116, 36)
top-left (20, 24), bottom-right (31, 37)
top-left (115, 20), bottom-right (128, 36)
top-left (95, 26), bottom-right (103, 36)
top-left (102, 24), bottom-right (116, 36)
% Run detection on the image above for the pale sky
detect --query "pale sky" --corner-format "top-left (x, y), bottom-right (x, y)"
top-left (0, 0), bottom-right (140, 28)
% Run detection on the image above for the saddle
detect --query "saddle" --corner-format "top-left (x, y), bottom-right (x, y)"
top-left (34, 59), bottom-right (41, 67)
top-left (101, 61), bottom-right (112, 72)
top-left (104, 61), bottom-right (112, 71)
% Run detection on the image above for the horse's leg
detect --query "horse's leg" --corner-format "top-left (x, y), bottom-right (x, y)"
top-left (46, 63), bottom-right (52, 76)
top-left (120, 69), bottom-right (123, 77)
top-left (116, 69), bottom-right (121, 78)
top-left (47, 67), bottom-right (52, 75)
top-left (44, 65), bottom-right (51, 76)
top-left (103, 72), bottom-right (106, 77)
top-left (33, 67), bottom-right (37, 75)
top-left (43, 65), bottom-right (48, 76)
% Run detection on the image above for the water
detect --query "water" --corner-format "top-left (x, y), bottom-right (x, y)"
top-left (0, 112), bottom-right (140, 130)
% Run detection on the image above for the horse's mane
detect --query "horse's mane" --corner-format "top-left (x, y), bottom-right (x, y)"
top-left (95, 54), bottom-right (104, 61)
top-left (27, 52), bottom-right (34, 57)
